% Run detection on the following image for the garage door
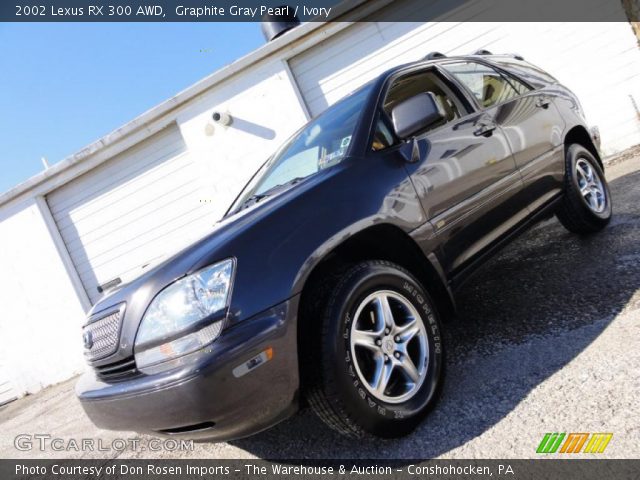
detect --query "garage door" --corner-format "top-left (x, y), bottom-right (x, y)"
top-left (0, 366), bottom-right (17, 406)
top-left (47, 126), bottom-right (217, 304)
top-left (289, 3), bottom-right (640, 152)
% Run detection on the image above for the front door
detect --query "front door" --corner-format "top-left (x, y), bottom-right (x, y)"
top-left (373, 66), bottom-right (526, 275)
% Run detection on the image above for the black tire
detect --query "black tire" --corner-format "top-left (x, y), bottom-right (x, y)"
top-left (556, 144), bottom-right (612, 234)
top-left (304, 260), bottom-right (444, 438)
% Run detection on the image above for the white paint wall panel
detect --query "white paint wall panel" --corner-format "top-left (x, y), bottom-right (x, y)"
top-left (290, 11), bottom-right (640, 154)
top-left (0, 198), bottom-right (88, 396)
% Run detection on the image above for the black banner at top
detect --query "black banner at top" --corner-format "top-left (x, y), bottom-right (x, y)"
top-left (1, 0), bottom-right (638, 22)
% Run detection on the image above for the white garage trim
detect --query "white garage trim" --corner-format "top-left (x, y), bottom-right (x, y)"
top-left (35, 196), bottom-right (92, 312)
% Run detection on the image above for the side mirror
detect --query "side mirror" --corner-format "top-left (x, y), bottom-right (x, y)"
top-left (390, 92), bottom-right (445, 140)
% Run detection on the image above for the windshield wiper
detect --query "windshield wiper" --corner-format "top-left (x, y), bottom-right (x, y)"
top-left (236, 177), bottom-right (306, 212)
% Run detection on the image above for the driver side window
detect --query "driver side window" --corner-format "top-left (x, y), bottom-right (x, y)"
top-left (372, 69), bottom-right (466, 151)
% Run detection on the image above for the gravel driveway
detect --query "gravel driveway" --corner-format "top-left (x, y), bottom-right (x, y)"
top-left (1, 153), bottom-right (639, 460)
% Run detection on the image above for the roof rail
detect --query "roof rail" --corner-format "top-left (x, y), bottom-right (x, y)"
top-left (471, 50), bottom-right (525, 61)
top-left (424, 51), bottom-right (446, 60)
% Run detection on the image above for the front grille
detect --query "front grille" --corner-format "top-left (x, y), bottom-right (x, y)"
top-left (83, 306), bottom-right (124, 361)
top-left (95, 356), bottom-right (139, 382)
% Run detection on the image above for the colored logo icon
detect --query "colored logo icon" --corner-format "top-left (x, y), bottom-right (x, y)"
top-left (536, 433), bottom-right (613, 454)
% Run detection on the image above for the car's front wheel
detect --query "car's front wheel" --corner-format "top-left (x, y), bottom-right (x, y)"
top-left (305, 260), bottom-right (444, 438)
top-left (556, 144), bottom-right (612, 233)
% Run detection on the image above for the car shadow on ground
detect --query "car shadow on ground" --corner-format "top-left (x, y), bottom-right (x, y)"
top-left (229, 169), bottom-right (640, 460)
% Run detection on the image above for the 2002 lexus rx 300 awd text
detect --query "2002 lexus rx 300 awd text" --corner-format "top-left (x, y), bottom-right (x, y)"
top-left (77, 53), bottom-right (612, 439)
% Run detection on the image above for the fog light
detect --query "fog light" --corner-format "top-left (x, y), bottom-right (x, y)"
top-left (135, 321), bottom-right (223, 369)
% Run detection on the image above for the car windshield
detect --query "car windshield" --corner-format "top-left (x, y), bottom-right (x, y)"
top-left (229, 84), bottom-right (373, 214)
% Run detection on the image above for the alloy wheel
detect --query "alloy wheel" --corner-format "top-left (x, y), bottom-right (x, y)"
top-left (576, 158), bottom-right (607, 213)
top-left (350, 290), bottom-right (429, 404)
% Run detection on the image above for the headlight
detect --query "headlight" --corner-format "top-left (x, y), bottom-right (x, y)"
top-left (134, 258), bottom-right (235, 368)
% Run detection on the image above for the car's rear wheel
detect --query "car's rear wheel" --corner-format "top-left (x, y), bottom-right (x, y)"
top-left (556, 144), bottom-right (612, 233)
top-left (305, 260), bottom-right (444, 438)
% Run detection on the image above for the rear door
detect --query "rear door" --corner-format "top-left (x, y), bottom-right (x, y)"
top-left (442, 60), bottom-right (566, 213)
top-left (371, 66), bottom-right (526, 275)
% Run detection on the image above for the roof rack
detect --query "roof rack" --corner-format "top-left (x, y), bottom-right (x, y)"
top-left (424, 51), bottom-right (447, 60)
top-left (470, 50), bottom-right (525, 61)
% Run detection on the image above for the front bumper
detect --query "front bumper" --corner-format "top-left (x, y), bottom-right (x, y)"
top-left (76, 296), bottom-right (300, 441)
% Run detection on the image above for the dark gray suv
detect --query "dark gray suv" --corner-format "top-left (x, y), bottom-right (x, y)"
top-left (77, 52), bottom-right (611, 440)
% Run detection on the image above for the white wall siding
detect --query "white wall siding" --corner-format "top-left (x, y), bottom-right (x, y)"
top-left (0, 198), bottom-right (87, 395)
top-left (290, 17), bottom-right (640, 154)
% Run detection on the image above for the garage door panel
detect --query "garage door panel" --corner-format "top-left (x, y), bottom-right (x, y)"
top-left (60, 182), bottom-right (201, 251)
top-left (49, 130), bottom-right (185, 216)
top-left (71, 193), bottom-right (212, 275)
top-left (73, 203), bottom-right (212, 279)
top-left (93, 215), bottom-right (213, 285)
top-left (54, 156), bottom-right (195, 234)
top-left (47, 125), bottom-right (215, 304)
top-left (54, 153), bottom-right (191, 228)
top-left (50, 148), bottom-right (188, 223)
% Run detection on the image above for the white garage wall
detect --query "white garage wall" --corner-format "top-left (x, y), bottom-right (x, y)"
top-left (0, 198), bottom-right (88, 394)
top-left (175, 60), bottom-right (310, 218)
top-left (290, 18), bottom-right (640, 154)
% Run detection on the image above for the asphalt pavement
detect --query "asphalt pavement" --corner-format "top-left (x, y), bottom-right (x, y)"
top-left (1, 152), bottom-right (639, 460)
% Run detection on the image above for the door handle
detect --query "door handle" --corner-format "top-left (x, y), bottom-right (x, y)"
top-left (536, 97), bottom-right (550, 109)
top-left (473, 122), bottom-right (496, 137)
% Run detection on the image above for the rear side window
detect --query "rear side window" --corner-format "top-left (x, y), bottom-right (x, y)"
top-left (442, 62), bottom-right (521, 109)
top-left (508, 74), bottom-right (533, 95)
top-left (492, 57), bottom-right (558, 88)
